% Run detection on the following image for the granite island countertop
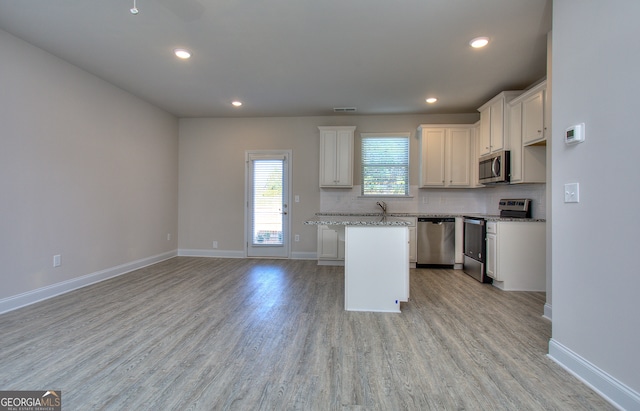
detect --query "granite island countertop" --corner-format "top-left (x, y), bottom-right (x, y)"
top-left (313, 212), bottom-right (545, 223)
top-left (304, 215), bottom-right (413, 226)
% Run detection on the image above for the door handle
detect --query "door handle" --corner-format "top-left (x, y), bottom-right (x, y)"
top-left (491, 157), bottom-right (500, 176)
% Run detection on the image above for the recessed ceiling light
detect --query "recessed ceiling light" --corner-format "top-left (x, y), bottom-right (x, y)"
top-left (174, 49), bottom-right (192, 59)
top-left (426, 98), bottom-right (438, 104)
top-left (232, 101), bottom-right (242, 107)
top-left (470, 37), bottom-right (489, 48)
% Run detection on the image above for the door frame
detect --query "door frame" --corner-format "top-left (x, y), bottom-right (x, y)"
top-left (245, 150), bottom-right (292, 258)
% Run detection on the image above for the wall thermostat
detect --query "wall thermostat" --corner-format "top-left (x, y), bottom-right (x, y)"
top-left (565, 123), bottom-right (585, 144)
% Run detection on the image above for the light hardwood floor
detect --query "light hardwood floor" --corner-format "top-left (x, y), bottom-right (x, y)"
top-left (0, 257), bottom-right (613, 410)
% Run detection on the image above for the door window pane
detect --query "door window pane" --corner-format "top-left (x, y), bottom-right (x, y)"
top-left (252, 160), bottom-right (284, 245)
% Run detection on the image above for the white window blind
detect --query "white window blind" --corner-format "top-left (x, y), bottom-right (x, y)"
top-left (361, 134), bottom-right (409, 196)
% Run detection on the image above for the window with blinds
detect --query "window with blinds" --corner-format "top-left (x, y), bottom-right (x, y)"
top-left (361, 133), bottom-right (410, 196)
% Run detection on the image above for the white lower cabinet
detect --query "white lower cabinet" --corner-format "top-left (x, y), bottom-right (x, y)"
top-left (317, 225), bottom-right (345, 261)
top-left (486, 224), bottom-right (497, 279)
top-left (485, 221), bottom-right (546, 291)
top-left (408, 225), bottom-right (417, 264)
top-left (345, 226), bottom-right (409, 312)
top-left (317, 217), bottom-right (417, 265)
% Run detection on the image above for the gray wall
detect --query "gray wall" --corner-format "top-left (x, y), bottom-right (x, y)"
top-left (551, 0), bottom-right (640, 402)
top-left (178, 114), bottom-right (551, 257)
top-left (177, 114), bottom-right (481, 256)
top-left (0, 30), bottom-right (179, 301)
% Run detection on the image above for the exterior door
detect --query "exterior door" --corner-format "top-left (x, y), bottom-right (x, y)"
top-left (246, 151), bottom-right (290, 258)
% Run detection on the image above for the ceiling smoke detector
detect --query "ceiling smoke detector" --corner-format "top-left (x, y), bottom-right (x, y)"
top-left (333, 107), bottom-right (357, 113)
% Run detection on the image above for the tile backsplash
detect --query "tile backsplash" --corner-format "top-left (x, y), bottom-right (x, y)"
top-left (320, 184), bottom-right (547, 219)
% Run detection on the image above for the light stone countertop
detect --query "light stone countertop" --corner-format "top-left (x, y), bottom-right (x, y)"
top-left (313, 212), bottom-right (545, 223)
top-left (304, 215), bottom-right (413, 226)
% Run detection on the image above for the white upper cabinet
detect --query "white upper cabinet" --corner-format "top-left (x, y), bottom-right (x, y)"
top-left (318, 126), bottom-right (355, 187)
top-left (477, 91), bottom-right (522, 156)
top-left (521, 82), bottom-right (547, 145)
top-left (470, 121), bottom-right (482, 187)
top-left (418, 124), bottom-right (473, 188)
top-left (448, 128), bottom-right (472, 187)
top-left (508, 81), bottom-right (547, 184)
top-left (419, 127), bottom-right (446, 186)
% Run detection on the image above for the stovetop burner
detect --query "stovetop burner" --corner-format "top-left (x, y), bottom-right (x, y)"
top-left (498, 198), bottom-right (532, 218)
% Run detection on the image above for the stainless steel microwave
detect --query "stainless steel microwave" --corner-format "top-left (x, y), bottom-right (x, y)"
top-left (479, 150), bottom-right (510, 184)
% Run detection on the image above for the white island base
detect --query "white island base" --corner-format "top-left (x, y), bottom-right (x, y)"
top-left (345, 226), bottom-right (409, 313)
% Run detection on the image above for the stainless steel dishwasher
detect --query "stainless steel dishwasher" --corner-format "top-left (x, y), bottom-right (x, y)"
top-left (417, 217), bottom-right (455, 267)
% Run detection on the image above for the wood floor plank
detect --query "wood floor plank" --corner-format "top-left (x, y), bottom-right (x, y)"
top-left (0, 257), bottom-right (614, 410)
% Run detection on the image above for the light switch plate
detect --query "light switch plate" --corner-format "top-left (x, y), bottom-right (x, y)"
top-left (564, 182), bottom-right (580, 203)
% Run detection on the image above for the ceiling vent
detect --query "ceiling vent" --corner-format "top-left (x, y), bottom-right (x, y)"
top-left (333, 107), bottom-right (357, 113)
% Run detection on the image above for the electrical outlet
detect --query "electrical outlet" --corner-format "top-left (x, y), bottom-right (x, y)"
top-left (167, 233), bottom-right (171, 241)
top-left (212, 241), bottom-right (218, 249)
top-left (53, 255), bottom-right (61, 268)
top-left (294, 234), bottom-right (300, 242)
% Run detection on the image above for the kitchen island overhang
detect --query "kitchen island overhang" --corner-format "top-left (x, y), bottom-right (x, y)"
top-left (305, 217), bottom-right (411, 313)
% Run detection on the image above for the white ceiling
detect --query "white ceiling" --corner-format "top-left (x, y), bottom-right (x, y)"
top-left (0, 0), bottom-right (552, 118)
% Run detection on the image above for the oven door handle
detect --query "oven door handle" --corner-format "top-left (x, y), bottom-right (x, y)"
top-left (464, 218), bottom-right (485, 226)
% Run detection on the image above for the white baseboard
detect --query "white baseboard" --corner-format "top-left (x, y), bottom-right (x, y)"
top-left (178, 249), bottom-right (317, 260)
top-left (317, 260), bottom-right (345, 266)
top-left (0, 250), bottom-right (177, 315)
top-left (543, 302), bottom-right (552, 321)
top-left (178, 249), bottom-right (245, 258)
top-left (548, 339), bottom-right (640, 410)
top-left (290, 251), bottom-right (317, 260)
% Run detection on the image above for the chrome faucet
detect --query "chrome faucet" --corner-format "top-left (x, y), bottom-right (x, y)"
top-left (376, 201), bottom-right (387, 217)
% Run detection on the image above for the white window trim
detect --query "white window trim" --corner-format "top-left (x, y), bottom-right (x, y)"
top-left (360, 132), bottom-right (411, 197)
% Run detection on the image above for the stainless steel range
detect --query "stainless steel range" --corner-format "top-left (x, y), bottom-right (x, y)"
top-left (498, 198), bottom-right (532, 218)
top-left (462, 198), bottom-right (532, 283)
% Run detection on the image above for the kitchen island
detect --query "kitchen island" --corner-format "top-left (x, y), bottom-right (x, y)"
top-left (305, 216), bottom-right (411, 313)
